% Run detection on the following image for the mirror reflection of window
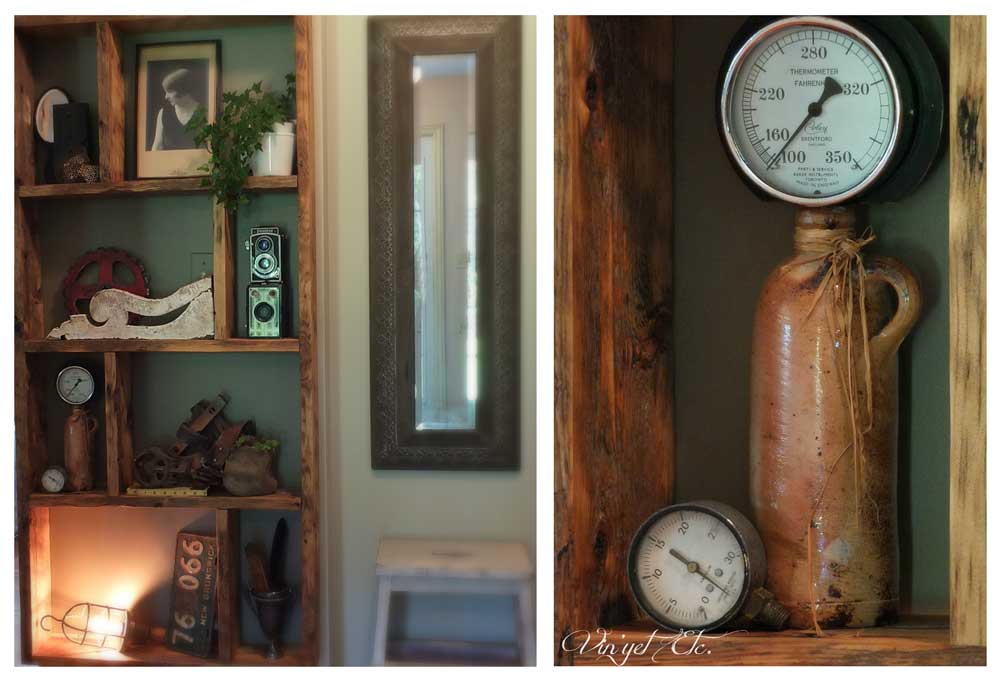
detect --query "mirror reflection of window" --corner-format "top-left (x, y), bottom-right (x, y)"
top-left (413, 53), bottom-right (477, 431)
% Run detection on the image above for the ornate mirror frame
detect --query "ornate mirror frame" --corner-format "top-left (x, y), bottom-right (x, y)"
top-left (368, 16), bottom-right (521, 470)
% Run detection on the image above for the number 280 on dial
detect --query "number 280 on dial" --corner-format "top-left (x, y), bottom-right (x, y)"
top-left (720, 16), bottom-right (905, 205)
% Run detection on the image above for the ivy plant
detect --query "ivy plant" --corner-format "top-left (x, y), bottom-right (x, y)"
top-left (186, 75), bottom-right (295, 213)
top-left (236, 435), bottom-right (281, 454)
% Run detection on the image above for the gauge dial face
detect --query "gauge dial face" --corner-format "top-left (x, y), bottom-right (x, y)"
top-left (41, 467), bottom-right (67, 493)
top-left (721, 17), bottom-right (901, 205)
top-left (56, 365), bottom-right (95, 406)
top-left (629, 507), bottom-right (749, 630)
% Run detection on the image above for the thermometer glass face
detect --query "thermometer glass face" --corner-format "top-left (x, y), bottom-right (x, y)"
top-left (722, 17), bottom-right (900, 204)
top-left (630, 508), bottom-right (748, 630)
top-left (56, 366), bottom-right (95, 405)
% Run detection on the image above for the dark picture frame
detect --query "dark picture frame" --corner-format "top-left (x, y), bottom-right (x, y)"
top-left (368, 16), bottom-right (521, 470)
top-left (134, 40), bottom-right (221, 179)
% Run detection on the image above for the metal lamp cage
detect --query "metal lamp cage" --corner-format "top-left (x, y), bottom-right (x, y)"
top-left (40, 602), bottom-right (129, 651)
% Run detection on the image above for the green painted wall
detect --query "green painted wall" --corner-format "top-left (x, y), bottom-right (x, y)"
top-left (32, 22), bottom-right (305, 648)
top-left (673, 16), bottom-right (950, 614)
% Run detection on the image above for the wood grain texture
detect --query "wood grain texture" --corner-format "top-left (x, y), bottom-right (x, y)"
top-left (104, 352), bottom-right (134, 492)
top-left (15, 15), bottom-right (290, 36)
top-left (566, 618), bottom-right (985, 666)
top-left (21, 338), bottom-right (299, 353)
top-left (28, 489), bottom-right (302, 510)
top-left (18, 175), bottom-right (297, 199)
top-left (96, 22), bottom-right (125, 183)
top-left (554, 16), bottom-right (675, 664)
top-left (294, 15), bottom-right (320, 666)
top-left (216, 510), bottom-right (240, 662)
top-left (14, 30), bottom-right (35, 186)
top-left (28, 508), bottom-right (51, 661)
top-left (212, 201), bottom-right (235, 340)
top-left (949, 15), bottom-right (987, 648)
top-left (32, 638), bottom-right (310, 666)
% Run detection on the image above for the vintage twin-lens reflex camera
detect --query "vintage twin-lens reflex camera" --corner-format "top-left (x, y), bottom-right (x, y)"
top-left (247, 226), bottom-right (285, 338)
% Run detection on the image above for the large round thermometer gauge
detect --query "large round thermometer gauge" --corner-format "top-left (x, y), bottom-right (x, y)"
top-left (56, 365), bottom-right (95, 406)
top-left (627, 501), bottom-right (787, 632)
top-left (720, 16), bottom-right (911, 206)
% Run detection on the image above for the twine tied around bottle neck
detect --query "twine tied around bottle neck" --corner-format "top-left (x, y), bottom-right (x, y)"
top-left (796, 224), bottom-right (877, 636)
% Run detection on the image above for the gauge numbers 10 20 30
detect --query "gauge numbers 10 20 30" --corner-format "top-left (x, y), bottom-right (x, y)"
top-left (721, 17), bottom-right (902, 205)
top-left (628, 506), bottom-right (749, 631)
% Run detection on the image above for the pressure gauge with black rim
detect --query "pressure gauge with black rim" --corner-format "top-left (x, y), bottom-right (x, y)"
top-left (719, 16), bottom-right (939, 206)
top-left (627, 500), bottom-right (788, 632)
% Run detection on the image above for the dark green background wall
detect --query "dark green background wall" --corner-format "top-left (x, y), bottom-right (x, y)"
top-left (31, 21), bottom-right (305, 645)
top-left (673, 16), bottom-right (950, 614)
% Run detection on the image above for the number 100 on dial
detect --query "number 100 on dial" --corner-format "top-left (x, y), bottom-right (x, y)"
top-left (719, 16), bottom-right (908, 205)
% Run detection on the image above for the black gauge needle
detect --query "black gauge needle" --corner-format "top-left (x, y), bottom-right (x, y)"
top-left (65, 378), bottom-right (82, 398)
top-left (766, 76), bottom-right (843, 169)
top-left (669, 548), bottom-right (731, 596)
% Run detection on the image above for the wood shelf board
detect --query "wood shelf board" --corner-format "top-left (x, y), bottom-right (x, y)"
top-left (18, 176), bottom-right (297, 200)
top-left (15, 15), bottom-right (291, 37)
top-left (19, 338), bottom-right (300, 354)
top-left (567, 618), bottom-right (986, 666)
top-left (32, 638), bottom-right (307, 666)
top-left (29, 489), bottom-right (302, 510)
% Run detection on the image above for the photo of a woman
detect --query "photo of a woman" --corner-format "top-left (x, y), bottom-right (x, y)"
top-left (150, 66), bottom-right (204, 151)
top-left (135, 41), bottom-right (219, 178)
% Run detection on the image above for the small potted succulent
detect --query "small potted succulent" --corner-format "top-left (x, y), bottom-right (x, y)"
top-left (223, 435), bottom-right (280, 496)
top-left (186, 73), bottom-right (296, 213)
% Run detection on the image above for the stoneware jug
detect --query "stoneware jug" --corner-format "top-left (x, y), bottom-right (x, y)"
top-left (64, 406), bottom-right (98, 491)
top-left (749, 206), bottom-right (920, 629)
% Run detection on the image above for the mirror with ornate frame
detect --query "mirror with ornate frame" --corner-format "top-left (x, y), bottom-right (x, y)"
top-left (368, 16), bottom-right (521, 470)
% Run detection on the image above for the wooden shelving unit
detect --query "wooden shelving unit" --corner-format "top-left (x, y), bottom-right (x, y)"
top-left (554, 16), bottom-right (986, 667)
top-left (14, 15), bottom-right (319, 666)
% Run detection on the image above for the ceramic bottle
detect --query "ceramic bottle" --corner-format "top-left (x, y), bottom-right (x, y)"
top-left (749, 206), bottom-right (920, 628)
top-left (64, 406), bottom-right (98, 492)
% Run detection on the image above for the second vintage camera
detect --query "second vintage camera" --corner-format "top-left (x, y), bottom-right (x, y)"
top-left (247, 226), bottom-right (285, 338)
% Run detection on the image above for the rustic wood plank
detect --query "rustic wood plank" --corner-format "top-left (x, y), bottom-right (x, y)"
top-left (28, 489), bottom-right (302, 510)
top-left (32, 638), bottom-right (310, 666)
top-left (14, 30), bottom-right (35, 186)
top-left (28, 507), bottom-right (51, 659)
top-left (216, 510), bottom-right (240, 662)
top-left (15, 204), bottom-right (43, 342)
top-left (96, 22), bottom-right (125, 183)
top-left (554, 16), bottom-right (675, 664)
top-left (212, 201), bottom-right (235, 339)
top-left (21, 338), bottom-right (299, 353)
top-left (104, 352), bottom-right (134, 493)
top-left (949, 15), bottom-right (987, 649)
top-left (18, 175), bottom-right (297, 199)
top-left (294, 15), bottom-right (319, 667)
top-left (15, 15), bottom-right (290, 36)
top-left (567, 619), bottom-right (985, 666)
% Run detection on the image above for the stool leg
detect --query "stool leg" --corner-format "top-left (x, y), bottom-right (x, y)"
top-left (372, 576), bottom-right (392, 665)
top-left (516, 580), bottom-right (535, 666)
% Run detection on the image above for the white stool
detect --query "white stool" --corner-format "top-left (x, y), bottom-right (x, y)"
top-left (372, 538), bottom-right (535, 666)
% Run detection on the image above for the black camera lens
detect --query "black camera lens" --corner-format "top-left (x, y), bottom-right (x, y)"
top-left (257, 237), bottom-right (272, 252)
top-left (254, 301), bottom-right (275, 322)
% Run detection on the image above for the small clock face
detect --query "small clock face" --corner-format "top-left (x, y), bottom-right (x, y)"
top-left (41, 467), bottom-right (66, 493)
top-left (628, 505), bottom-right (750, 631)
top-left (35, 88), bottom-right (69, 144)
top-left (56, 365), bottom-right (95, 405)
top-left (720, 17), bottom-right (903, 205)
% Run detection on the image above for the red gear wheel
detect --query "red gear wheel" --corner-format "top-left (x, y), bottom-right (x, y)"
top-left (62, 248), bottom-right (150, 316)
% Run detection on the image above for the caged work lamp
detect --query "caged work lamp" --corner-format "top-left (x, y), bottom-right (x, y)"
top-left (40, 602), bottom-right (147, 652)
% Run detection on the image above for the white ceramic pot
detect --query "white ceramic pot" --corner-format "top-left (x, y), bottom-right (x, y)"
top-left (252, 121), bottom-right (296, 176)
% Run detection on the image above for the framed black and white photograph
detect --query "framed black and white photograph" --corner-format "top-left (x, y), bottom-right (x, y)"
top-left (135, 40), bottom-right (220, 179)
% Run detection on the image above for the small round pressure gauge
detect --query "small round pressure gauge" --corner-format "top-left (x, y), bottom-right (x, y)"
top-left (627, 500), bottom-right (788, 632)
top-left (719, 16), bottom-right (913, 206)
top-left (41, 466), bottom-right (67, 493)
top-left (56, 365), bottom-right (95, 406)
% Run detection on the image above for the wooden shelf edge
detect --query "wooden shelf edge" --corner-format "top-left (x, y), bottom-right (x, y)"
top-left (29, 489), bottom-right (302, 511)
top-left (566, 619), bottom-right (986, 666)
top-left (18, 175), bottom-right (297, 200)
top-left (31, 639), bottom-right (308, 666)
top-left (386, 640), bottom-right (522, 667)
top-left (19, 338), bottom-right (300, 353)
top-left (16, 15), bottom-right (292, 37)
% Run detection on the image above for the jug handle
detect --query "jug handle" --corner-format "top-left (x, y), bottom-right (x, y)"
top-left (865, 256), bottom-right (921, 366)
top-left (87, 413), bottom-right (99, 435)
